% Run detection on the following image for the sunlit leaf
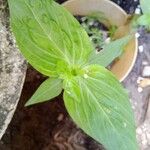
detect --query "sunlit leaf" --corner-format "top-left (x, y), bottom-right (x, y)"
top-left (8, 0), bottom-right (93, 76)
top-left (137, 14), bottom-right (150, 26)
top-left (88, 36), bottom-right (131, 67)
top-left (25, 78), bottom-right (63, 106)
top-left (64, 65), bottom-right (138, 150)
top-left (140, 0), bottom-right (150, 14)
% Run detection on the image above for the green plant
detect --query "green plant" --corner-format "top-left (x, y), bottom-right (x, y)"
top-left (78, 16), bottom-right (118, 53)
top-left (135, 0), bottom-right (150, 30)
top-left (8, 0), bottom-right (138, 150)
top-left (80, 16), bottom-right (105, 52)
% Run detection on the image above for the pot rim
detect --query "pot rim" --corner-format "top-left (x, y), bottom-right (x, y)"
top-left (119, 36), bottom-right (138, 82)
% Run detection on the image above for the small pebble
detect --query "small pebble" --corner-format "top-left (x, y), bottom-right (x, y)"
top-left (135, 8), bottom-right (141, 14)
top-left (142, 61), bottom-right (148, 66)
top-left (135, 33), bottom-right (140, 38)
top-left (147, 133), bottom-right (150, 141)
top-left (134, 101), bottom-right (137, 106)
top-left (142, 66), bottom-right (150, 77)
top-left (138, 87), bottom-right (143, 93)
top-left (137, 76), bottom-right (144, 84)
top-left (57, 113), bottom-right (64, 121)
top-left (141, 134), bottom-right (147, 145)
top-left (105, 38), bottom-right (110, 44)
top-left (136, 128), bottom-right (142, 135)
top-left (139, 45), bottom-right (144, 53)
top-left (142, 140), bottom-right (147, 146)
top-left (132, 105), bottom-right (135, 110)
top-left (139, 78), bottom-right (150, 88)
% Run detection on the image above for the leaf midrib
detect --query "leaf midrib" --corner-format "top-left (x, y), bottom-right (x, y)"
top-left (80, 79), bottom-right (129, 150)
top-left (24, 0), bottom-right (70, 64)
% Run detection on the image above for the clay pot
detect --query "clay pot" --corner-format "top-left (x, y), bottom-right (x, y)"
top-left (62, 0), bottom-right (138, 81)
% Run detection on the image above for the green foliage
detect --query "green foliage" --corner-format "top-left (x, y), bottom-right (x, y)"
top-left (8, 0), bottom-right (93, 77)
top-left (137, 0), bottom-right (150, 29)
top-left (25, 78), bottom-right (63, 106)
top-left (87, 12), bottom-right (118, 37)
top-left (88, 35), bottom-right (131, 67)
top-left (64, 65), bottom-right (138, 150)
top-left (79, 16), bottom-right (117, 52)
top-left (137, 14), bottom-right (150, 28)
top-left (78, 15), bottom-right (128, 67)
top-left (140, 0), bottom-right (150, 14)
top-left (8, 0), bottom-right (138, 150)
top-left (80, 16), bottom-right (105, 52)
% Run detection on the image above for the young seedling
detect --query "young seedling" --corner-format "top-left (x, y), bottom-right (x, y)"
top-left (78, 16), bottom-right (118, 52)
top-left (80, 16), bottom-right (105, 51)
top-left (8, 0), bottom-right (138, 150)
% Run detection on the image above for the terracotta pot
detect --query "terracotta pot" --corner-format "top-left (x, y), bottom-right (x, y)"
top-left (62, 0), bottom-right (138, 82)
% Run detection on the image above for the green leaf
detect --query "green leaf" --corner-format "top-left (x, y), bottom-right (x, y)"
top-left (64, 65), bottom-right (138, 150)
top-left (25, 78), bottom-right (63, 106)
top-left (137, 14), bottom-right (150, 26)
top-left (8, 0), bottom-right (93, 76)
top-left (88, 35), bottom-right (131, 67)
top-left (140, 0), bottom-right (150, 14)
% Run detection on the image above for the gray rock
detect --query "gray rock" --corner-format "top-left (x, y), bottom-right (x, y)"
top-left (142, 66), bottom-right (150, 77)
top-left (0, 2), bottom-right (27, 139)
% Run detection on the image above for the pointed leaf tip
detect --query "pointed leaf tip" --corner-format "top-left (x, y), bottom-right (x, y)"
top-left (25, 78), bottom-right (63, 106)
